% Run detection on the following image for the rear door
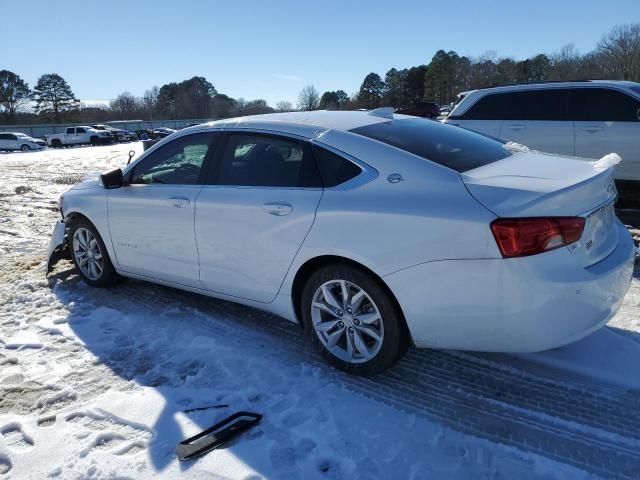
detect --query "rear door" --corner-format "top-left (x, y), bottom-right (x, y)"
top-left (65, 127), bottom-right (76, 144)
top-left (570, 87), bottom-right (640, 182)
top-left (0, 134), bottom-right (9, 150)
top-left (0, 134), bottom-right (18, 150)
top-left (498, 89), bottom-right (574, 156)
top-left (196, 131), bottom-right (323, 302)
top-left (107, 132), bottom-right (219, 286)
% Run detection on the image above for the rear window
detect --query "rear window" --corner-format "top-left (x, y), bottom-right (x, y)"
top-left (349, 118), bottom-right (512, 173)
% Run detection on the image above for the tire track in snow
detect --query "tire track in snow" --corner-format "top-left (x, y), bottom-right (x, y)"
top-left (55, 272), bottom-right (640, 480)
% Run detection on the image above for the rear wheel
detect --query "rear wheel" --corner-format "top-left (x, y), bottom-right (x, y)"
top-left (90, 136), bottom-right (99, 146)
top-left (301, 264), bottom-right (407, 376)
top-left (51, 139), bottom-right (62, 148)
top-left (20, 144), bottom-right (30, 152)
top-left (68, 219), bottom-right (119, 287)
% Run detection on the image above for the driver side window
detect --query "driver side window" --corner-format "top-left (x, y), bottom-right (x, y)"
top-left (130, 133), bottom-right (217, 185)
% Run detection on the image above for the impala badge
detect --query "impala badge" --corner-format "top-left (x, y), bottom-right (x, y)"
top-left (387, 173), bottom-right (404, 184)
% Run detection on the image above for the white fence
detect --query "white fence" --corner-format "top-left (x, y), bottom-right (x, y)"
top-left (0, 119), bottom-right (215, 138)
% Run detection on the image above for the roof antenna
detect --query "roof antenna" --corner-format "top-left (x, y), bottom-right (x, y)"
top-left (368, 107), bottom-right (394, 119)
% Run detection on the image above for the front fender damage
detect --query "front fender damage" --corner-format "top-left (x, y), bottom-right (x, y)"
top-left (46, 220), bottom-right (71, 273)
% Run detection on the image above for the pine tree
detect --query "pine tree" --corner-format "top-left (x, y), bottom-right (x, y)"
top-left (0, 70), bottom-right (31, 123)
top-left (32, 73), bottom-right (79, 122)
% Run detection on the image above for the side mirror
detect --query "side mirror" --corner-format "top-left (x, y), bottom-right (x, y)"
top-left (101, 168), bottom-right (124, 189)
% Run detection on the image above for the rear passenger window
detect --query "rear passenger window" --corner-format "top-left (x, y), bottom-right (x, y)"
top-left (569, 88), bottom-right (640, 122)
top-left (215, 134), bottom-right (321, 188)
top-left (523, 89), bottom-right (568, 120)
top-left (312, 145), bottom-right (362, 187)
top-left (461, 92), bottom-right (526, 120)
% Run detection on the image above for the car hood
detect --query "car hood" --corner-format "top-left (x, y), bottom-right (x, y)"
top-left (70, 176), bottom-right (102, 190)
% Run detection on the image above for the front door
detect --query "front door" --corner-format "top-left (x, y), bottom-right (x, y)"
top-left (107, 132), bottom-right (219, 286)
top-left (196, 132), bottom-right (323, 302)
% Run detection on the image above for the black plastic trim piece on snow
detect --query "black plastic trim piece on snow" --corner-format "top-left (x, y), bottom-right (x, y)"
top-left (176, 411), bottom-right (262, 461)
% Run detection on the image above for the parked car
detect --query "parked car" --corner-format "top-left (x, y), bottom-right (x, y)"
top-left (120, 130), bottom-right (139, 142)
top-left (395, 102), bottom-right (440, 119)
top-left (47, 110), bottom-right (634, 376)
top-left (442, 80), bottom-right (640, 201)
top-left (91, 125), bottom-right (138, 143)
top-left (0, 132), bottom-right (47, 151)
top-left (439, 102), bottom-right (455, 116)
top-left (152, 127), bottom-right (176, 138)
top-left (46, 126), bottom-right (112, 148)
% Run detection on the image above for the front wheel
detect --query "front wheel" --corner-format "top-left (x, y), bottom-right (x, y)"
top-left (20, 144), bottom-right (30, 152)
top-left (68, 219), bottom-right (119, 287)
top-left (301, 265), bottom-right (408, 376)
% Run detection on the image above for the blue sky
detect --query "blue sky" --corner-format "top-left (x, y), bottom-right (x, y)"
top-left (2, 0), bottom-right (639, 107)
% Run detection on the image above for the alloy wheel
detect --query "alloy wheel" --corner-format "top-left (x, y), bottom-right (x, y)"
top-left (311, 279), bottom-right (384, 363)
top-left (72, 227), bottom-right (104, 281)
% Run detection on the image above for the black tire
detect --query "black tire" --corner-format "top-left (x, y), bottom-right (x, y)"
top-left (52, 139), bottom-right (62, 148)
top-left (20, 144), bottom-right (30, 152)
top-left (68, 218), bottom-right (120, 287)
top-left (301, 264), bottom-right (408, 376)
top-left (90, 136), bottom-right (99, 146)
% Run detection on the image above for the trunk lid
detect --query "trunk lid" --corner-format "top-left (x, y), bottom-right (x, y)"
top-left (462, 151), bottom-right (618, 266)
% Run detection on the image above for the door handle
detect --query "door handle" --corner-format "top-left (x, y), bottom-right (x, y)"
top-left (168, 196), bottom-right (190, 208)
top-left (505, 124), bottom-right (525, 131)
top-left (262, 202), bottom-right (293, 216)
top-left (580, 126), bottom-right (603, 133)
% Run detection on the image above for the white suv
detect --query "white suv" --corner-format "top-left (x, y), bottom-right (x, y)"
top-left (443, 80), bottom-right (640, 198)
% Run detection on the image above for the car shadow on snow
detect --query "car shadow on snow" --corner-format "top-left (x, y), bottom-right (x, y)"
top-left (48, 262), bottom-right (640, 477)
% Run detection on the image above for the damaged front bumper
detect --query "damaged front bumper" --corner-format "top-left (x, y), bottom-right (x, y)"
top-left (46, 220), bottom-right (70, 272)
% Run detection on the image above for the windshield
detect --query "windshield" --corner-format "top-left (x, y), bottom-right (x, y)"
top-left (349, 118), bottom-right (512, 172)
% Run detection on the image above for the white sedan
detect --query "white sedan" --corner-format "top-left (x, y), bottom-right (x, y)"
top-left (47, 110), bottom-right (635, 375)
top-left (0, 132), bottom-right (47, 151)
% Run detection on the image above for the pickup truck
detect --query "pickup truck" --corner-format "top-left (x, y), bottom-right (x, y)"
top-left (46, 126), bottom-right (112, 148)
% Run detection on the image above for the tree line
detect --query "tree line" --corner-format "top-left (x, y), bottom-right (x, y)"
top-left (1, 23), bottom-right (638, 125)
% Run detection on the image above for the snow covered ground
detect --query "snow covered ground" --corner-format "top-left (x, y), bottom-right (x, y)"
top-left (0, 143), bottom-right (639, 479)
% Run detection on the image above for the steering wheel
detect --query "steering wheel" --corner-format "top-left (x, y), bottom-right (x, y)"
top-left (173, 163), bottom-right (200, 179)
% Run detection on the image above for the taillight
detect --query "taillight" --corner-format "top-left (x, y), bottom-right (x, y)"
top-left (490, 217), bottom-right (585, 258)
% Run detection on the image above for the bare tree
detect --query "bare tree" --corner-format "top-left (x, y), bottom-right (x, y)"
top-left (276, 100), bottom-right (293, 112)
top-left (297, 85), bottom-right (320, 111)
top-left (550, 44), bottom-right (582, 80)
top-left (142, 86), bottom-right (159, 120)
top-left (110, 91), bottom-right (140, 118)
top-left (596, 23), bottom-right (640, 81)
